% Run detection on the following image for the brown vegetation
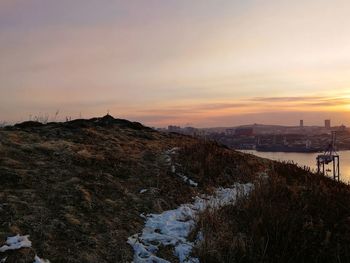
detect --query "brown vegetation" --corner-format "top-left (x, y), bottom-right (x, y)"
top-left (195, 162), bottom-right (350, 263)
top-left (0, 116), bottom-right (268, 262)
top-left (1, 116), bottom-right (349, 262)
top-left (177, 141), bottom-right (267, 188)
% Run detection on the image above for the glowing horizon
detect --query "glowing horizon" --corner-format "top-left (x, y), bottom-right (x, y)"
top-left (1, 0), bottom-right (350, 127)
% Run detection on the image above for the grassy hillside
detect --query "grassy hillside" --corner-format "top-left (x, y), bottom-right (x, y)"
top-left (195, 162), bottom-right (350, 263)
top-left (0, 116), bottom-right (349, 262)
top-left (0, 116), bottom-right (267, 263)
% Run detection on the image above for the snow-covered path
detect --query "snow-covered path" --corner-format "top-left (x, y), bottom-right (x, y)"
top-left (128, 183), bottom-right (253, 263)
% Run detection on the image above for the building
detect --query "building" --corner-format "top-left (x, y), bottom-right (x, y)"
top-left (300, 120), bottom-right (304, 127)
top-left (183, 127), bottom-right (197, 136)
top-left (235, 127), bottom-right (254, 136)
top-left (339, 124), bottom-right (347, 131)
top-left (337, 124), bottom-right (348, 135)
top-left (325, 120), bottom-right (331, 129)
top-left (225, 129), bottom-right (235, 135)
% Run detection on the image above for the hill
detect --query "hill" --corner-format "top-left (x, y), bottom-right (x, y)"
top-left (0, 116), bottom-right (266, 262)
top-left (0, 115), bottom-right (349, 263)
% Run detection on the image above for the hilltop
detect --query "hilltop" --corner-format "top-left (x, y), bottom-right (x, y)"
top-left (0, 116), bottom-right (266, 262)
top-left (0, 115), bottom-right (349, 263)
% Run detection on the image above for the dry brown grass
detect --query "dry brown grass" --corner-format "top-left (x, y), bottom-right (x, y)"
top-left (4, 117), bottom-right (338, 262)
top-left (1, 118), bottom-right (263, 262)
top-left (195, 162), bottom-right (350, 263)
top-left (176, 140), bottom-right (268, 188)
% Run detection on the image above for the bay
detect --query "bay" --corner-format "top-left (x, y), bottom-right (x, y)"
top-left (240, 150), bottom-right (350, 184)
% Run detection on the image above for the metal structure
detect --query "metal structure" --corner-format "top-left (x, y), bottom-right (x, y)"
top-left (316, 131), bottom-right (340, 181)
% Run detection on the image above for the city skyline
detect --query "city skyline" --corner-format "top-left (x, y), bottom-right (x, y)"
top-left (1, 0), bottom-right (350, 127)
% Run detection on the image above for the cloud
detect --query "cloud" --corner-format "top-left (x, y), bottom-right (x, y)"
top-left (252, 96), bottom-right (325, 102)
top-left (252, 96), bottom-right (350, 107)
top-left (126, 95), bottom-right (350, 127)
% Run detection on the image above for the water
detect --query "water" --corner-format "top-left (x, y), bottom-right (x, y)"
top-left (240, 150), bottom-right (350, 184)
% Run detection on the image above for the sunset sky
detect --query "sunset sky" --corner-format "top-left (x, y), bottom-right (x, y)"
top-left (1, 0), bottom-right (350, 127)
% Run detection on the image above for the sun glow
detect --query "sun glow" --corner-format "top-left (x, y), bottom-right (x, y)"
top-left (2, 1), bottom-right (350, 127)
top-left (342, 100), bottom-right (350, 111)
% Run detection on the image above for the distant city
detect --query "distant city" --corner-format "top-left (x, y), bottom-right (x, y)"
top-left (159, 120), bottom-right (350, 152)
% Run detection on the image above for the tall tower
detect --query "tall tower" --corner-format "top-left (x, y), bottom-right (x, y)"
top-left (325, 119), bottom-right (331, 129)
top-left (300, 120), bottom-right (304, 127)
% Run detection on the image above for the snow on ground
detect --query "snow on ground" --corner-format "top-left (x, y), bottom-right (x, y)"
top-left (164, 148), bottom-right (198, 187)
top-left (34, 255), bottom-right (50, 263)
top-left (176, 172), bottom-right (198, 187)
top-left (128, 183), bottom-right (254, 263)
top-left (0, 235), bottom-right (32, 252)
top-left (139, 189), bottom-right (148, 194)
top-left (0, 235), bottom-right (50, 263)
top-left (164, 147), bottom-right (180, 156)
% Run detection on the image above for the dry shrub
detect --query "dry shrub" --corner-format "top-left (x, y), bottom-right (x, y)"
top-left (176, 140), bottom-right (265, 187)
top-left (196, 164), bottom-right (350, 263)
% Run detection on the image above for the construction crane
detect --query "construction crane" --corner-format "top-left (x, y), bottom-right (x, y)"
top-left (316, 131), bottom-right (340, 181)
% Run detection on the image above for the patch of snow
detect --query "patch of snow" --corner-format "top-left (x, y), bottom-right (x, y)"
top-left (0, 235), bottom-right (50, 263)
top-left (195, 231), bottom-right (204, 243)
top-left (128, 183), bottom-right (253, 263)
top-left (177, 173), bottom-right (198, 187)
top-left (257, 171), bottom-right (269, 178)
top-left (164, 156), bottom-right (172, 165)
top-left (0, 235), bottom-right (32, 252)
top-left (139, 189), bottom-right (148, 194)
top-left (140, 213), bottom-right (147, 219)
top-left (164, 148), bottom-right (198, 187)
top-left (188, 180), bottom-right (198, 187)
top-left (175, 243), bottom-right (199, 263)
top-left (34, 256), bottom-right (50, 263)
top-left (164, 147), bottom-right (180, 155)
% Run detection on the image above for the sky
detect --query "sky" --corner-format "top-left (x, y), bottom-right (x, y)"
top-left (1, 0), bottom-right (350, 127)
